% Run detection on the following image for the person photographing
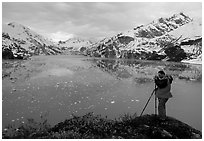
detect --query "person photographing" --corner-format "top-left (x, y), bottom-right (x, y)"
top-left (154, 70), bottom-right (173, 117)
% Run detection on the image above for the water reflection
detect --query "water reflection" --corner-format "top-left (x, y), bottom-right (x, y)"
top-left (95, 59), bottom-right (134, 80)
top-left (91, 59), bottom-right (202, 83)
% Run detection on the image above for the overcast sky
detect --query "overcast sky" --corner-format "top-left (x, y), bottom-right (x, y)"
top-left (2, 2), bottom-right (202, 42)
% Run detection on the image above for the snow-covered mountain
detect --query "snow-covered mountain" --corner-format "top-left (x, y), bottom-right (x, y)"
top-left (2, 22), bottom-right (62, 59)
top-left (86, 13), bottom-right (202, 63)
top-left (169, 18), bottom-right (202, 61)
top-left (58, 37), bottom-right (93, 54)
top-left (2, 13), bottom-right (201, 63)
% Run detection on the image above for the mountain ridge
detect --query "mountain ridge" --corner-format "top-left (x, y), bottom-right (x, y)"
top-left (2, 22), bottom-right (62, 59)
top-left (85, 12), bottom-right (201, 63)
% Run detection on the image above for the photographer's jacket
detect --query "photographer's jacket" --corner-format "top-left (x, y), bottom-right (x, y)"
top-left (154, 75), bottom-right (173, 98)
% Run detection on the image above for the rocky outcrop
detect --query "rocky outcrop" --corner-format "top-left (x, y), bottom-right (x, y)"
top-left (2, 22), bottom-right (62, 59)
top-left (50, 114), bottom-right (202, 139)
top-left (3, 114), bottom-right (201, 139)
top-left (180, 37), bottom-right (202, 59)
top-left (86, 13), bottom-right (201, 63)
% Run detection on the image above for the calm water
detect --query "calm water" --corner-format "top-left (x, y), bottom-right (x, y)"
top-left (2, 56), bottom-right (202, 131)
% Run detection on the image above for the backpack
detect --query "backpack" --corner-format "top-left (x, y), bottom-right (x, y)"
top-left (167, 75), bottom-right (173, 84)
top-left (154, 75), bottom-right (173, 89)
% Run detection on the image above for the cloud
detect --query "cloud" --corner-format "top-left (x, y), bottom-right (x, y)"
top-left (2, 2), bottom-right (202, 41)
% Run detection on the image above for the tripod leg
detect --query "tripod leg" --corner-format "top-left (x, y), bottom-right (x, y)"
top-left (155, 94), bottom-right (157, 115)
top-left (155, 85), bottom-right (157, 115)
top-left (140, 89), bottom-right (155, 116)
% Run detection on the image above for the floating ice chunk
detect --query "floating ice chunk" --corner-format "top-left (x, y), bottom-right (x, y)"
top-left (11, 120), bottom-right (15, 122)
top-left (4, 128), bottom-right (8, 131)
top-left (87, 105), bottom-right (94, 109)
top-left (55, 83), bottom-right (60, 87)
top-left (12, 88), bottom-right (16, 91)
top-left (190, 78), bottom-right (196, 81)
top-left (135, 100), bottom-right (139, 102)
top-left (111, 101), bottom-right (115, 104)
top-left (104, 108), bottom-right (108, 110)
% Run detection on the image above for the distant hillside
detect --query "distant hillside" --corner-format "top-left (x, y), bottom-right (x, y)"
top-left (58, 37), bottom-right (94, 54)
top-left (2, 22), bottom-right (62, 59)
top-left (85, 13), bottom-right (202, 63)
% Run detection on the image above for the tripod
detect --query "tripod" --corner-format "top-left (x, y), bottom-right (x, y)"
top-left (140, 85), bottom-right (157, 116)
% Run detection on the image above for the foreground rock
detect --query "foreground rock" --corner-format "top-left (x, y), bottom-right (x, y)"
top-left (3, 114), bottom-right (202, 139)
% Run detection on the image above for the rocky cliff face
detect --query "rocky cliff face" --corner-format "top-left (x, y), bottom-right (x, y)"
top-left (86, 13), bottom-right (202, 63)
top-left (2, 22), bottom-right (62, 59)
